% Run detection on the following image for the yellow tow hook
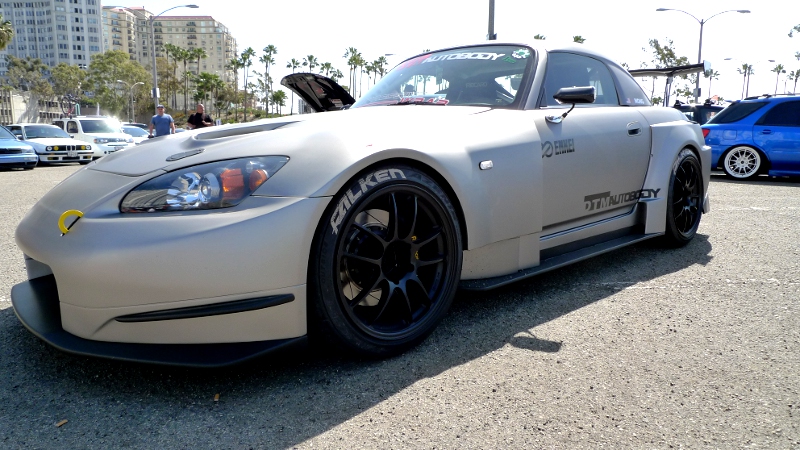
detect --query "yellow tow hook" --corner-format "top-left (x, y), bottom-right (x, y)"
top-left (58, 210), bottom-right (84, 236)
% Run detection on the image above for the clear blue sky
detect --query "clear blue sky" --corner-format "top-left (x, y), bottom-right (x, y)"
top-left (111, 0), bottom-right (800, 102)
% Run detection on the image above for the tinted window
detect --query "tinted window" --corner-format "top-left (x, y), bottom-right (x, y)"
top-left (609, 64), bottom-right (650, 106)
top-left (755, 101), bottom-right (800, 126)
top-left (707, 102), bottom-right (767, 124)
top-left (541, 52), bottom-right (619, 106)
top-left (23, 125), bottom-right (71, 139)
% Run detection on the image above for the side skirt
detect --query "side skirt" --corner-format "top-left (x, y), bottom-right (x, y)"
top-left (459, 231), bottom-right (660, 291)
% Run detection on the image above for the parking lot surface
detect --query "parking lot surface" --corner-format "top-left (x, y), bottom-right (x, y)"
top-left (1, 165), bottom-right (798, 449)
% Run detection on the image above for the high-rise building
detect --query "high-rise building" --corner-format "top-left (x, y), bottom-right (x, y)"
top-left (0, 0), bottom-right (104, 76)
top-left (101, 7), bottom-right (237, 110)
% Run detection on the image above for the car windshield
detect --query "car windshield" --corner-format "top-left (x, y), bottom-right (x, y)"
top-left (122, 126), bottom-right (149, 137)
top-left (352, 45), bottom-right (534, 108)
top-left (23, 125), bottom-right (71, 139)
top-left (707, 102), bottom-right (766, 124)
top-left (0, 126), bottom-right (16, 140)
top-left (80, 119), bottom-right (123, 133)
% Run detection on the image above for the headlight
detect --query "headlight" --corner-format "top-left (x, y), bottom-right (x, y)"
top-left (126, 138), bottom-right (134, 143)
top-left (120, 156), bottom-right (289, 213)
top-left (94, 138), bottom-right (109, 144)
top-left (84, 145), bottom-right (91, 150)
top-left (46, 146), bottom-right (53, 151)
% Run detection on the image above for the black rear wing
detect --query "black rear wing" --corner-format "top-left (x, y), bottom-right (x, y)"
top-left (629, 61), bottom-right (711, 107)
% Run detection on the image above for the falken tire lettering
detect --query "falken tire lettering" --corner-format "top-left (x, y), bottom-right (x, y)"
top-left (330, 169), bottom-right (408, 234)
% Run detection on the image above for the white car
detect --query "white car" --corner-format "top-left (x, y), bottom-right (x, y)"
top-left (7, 123), bottom-right (94, 165)
top-left (51, 116), bottom-right (135, 159)
top-left (121, 125), bottom-right (151, 144)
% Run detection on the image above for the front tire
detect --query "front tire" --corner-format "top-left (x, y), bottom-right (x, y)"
top-left (723, 146), bottom-right (761, 180)
top-left (663, 149), bottom-right (703, 247)
top-left (310, 165), bottom-right (462, 357)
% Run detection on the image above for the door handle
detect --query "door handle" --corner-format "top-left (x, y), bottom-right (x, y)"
top-left (761, 129), bottom-right (772, 135)
top-left (626, 121), bottom-right (642, 136)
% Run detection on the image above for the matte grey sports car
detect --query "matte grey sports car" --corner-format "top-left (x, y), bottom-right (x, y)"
top-left (12, 42), bottom-right (710, 367)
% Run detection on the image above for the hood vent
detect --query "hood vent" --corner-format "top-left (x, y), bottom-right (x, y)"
top-left (166, 148), bottom-right (204, 162)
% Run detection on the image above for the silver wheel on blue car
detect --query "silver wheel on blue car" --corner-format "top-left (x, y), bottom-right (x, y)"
top-left (311, 165), bottom-right (462, 357)
top-left (663, 148), bottom-right (703, 247)
top-left (723, 146), bottom-right (761, 180)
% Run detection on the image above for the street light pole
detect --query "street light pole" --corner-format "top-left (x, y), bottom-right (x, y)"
top-left (149, 5), bottom-right (199, 115)
top-left (656, 8), bottom-right (749, 103)
top-left (117, 80), bottom-right (144, 122)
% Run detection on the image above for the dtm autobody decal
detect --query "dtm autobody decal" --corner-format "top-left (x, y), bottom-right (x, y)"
top-left (422, 52), bottom-right (506, 63)
top-left (330, 169), bottom-right (407, 234)
top-left (584, 189), bottom-right (660, 211)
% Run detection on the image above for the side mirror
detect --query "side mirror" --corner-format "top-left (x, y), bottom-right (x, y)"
top-left (553, 86), bottom-right (596, 104)
top-left (547, 86), bottom-right (597, 124)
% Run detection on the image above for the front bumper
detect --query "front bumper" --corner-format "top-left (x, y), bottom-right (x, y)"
top-left (0, 153), bottom-right (38, 168)
top-left (12, 275), bottom-right (307, 367)
top-left (38, 150), bottom-right (93, 163)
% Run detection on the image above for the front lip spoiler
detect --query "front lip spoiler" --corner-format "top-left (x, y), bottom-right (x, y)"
top-left (10, 275), bottom-right (307, 368)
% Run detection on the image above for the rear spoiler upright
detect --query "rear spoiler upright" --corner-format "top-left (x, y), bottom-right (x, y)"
top-left (629, 61), bottom-right (711, 107)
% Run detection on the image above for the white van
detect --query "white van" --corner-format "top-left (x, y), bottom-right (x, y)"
top-left (52, 116), bottom-right (135, 159)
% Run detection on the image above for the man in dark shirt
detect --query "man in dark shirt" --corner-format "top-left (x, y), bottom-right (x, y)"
top-left (186, 103), bottom-right (214, 130)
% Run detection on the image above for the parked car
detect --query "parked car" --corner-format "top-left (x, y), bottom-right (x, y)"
top-left (12, 42), bottom-right (710, 367)
top-left (52, 116), bottom-right (135, 160)
top-left (122, 122), bottom-right (148, 130)
top-left (121, 125), bottom-right (151, 144)
top-left (702, 94), bottom-right (800, 179)
top-left (7, 123), bottom-right (93, 165)
top-left (0, 125), bottom-right (37, 170)
top-left (673, 99), bottom-right (725, 125)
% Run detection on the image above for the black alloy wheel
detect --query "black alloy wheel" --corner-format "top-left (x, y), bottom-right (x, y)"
top-left (663, 148), bottom-right (703, 247)
top-left (311, 165), bottom-right (462, 356)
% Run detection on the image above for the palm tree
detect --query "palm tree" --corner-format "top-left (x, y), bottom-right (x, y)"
top-left (286, 58), bottom-right (302, 114)
top-left (319, 62), bottom-right (333, 76)
top-left (303, 55), bottom-right (319, 72)
top-left (353, 54), bottom-right (366, 98)
top-left (0, 14), bottom-right (13, 50)
top-left (737, 64), bottom-right (754, 99)
top-left (331, 69), bottom-right (344, 84)
top-left (187, 48), bottom-right (207, 115)
top-left (534, 34), bottom-right (546, 40)
top-left (572, 36), bottom-right (586, 44)
top-left (270, 90), bottom-right (287, 115)
top-left (260, 44), bottom-right (277, 93)
top-left (374, 56), bottom-right (388, 80)
top-left (771, 64), bottom-right (786, 94)
top-left (226, 57), bottom-right (243, 121)
top-left (703, 69), bottom-right (720, 99)
top-left (163, 43), bottom-right (184, 109)
top-left (344, 47), bottom-right (360, 97)
top-left (240, 47), bottom-right (256, 121)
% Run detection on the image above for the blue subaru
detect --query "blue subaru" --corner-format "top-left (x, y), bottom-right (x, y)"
top-left (702, 95), bottom-right (800, 179)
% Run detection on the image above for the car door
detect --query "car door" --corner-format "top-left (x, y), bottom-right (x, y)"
top-left (753, 100), bottom-right (800, 174)
top-left (535, 52), bottom-right (652, 229)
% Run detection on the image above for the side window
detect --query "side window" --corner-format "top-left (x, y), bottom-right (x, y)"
top-left (541, 52), bottom-right (619, 107)
top-left (609, 64), bottom-right (651, 106)
top-left (67, 121), bottom-right (79, 134)
top-left (9, 126), bottom-right (22, 136)
top-left (755, 101), bottom-right (800, 126)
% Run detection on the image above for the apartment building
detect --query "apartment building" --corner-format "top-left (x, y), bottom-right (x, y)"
top-left (0, 0), bottom-right (103, 76)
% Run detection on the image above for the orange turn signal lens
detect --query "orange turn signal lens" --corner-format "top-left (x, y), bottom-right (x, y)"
top-left (249, 169), bottom-right (269, 191)
top-left (220, 168), bottom-right (244, 201)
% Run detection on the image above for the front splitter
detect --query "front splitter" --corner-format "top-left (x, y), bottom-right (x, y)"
top-left (11, 275), bottom-right (307, 368)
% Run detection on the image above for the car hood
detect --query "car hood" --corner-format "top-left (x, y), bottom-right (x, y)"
top-left (281, 72), bottom-right (356, 112)
top-left (27, 138), bottom-right (92, 147)
top-left (0, 139), bottom-right (34, 151)
top-left (88, 105), bottom-right (492, 179)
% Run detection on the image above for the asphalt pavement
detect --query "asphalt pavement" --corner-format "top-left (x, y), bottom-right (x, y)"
top-left (1, 164), bottom-right (798, 449)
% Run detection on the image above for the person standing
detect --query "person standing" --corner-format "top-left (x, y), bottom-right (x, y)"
top-left (186, 103), bottom-right (215, 130)
top-left (148, 104), bottom-right (176, 138)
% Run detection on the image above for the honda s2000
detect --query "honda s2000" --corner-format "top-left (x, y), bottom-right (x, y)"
top-left (12, 42), bottom-right (710, 366)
